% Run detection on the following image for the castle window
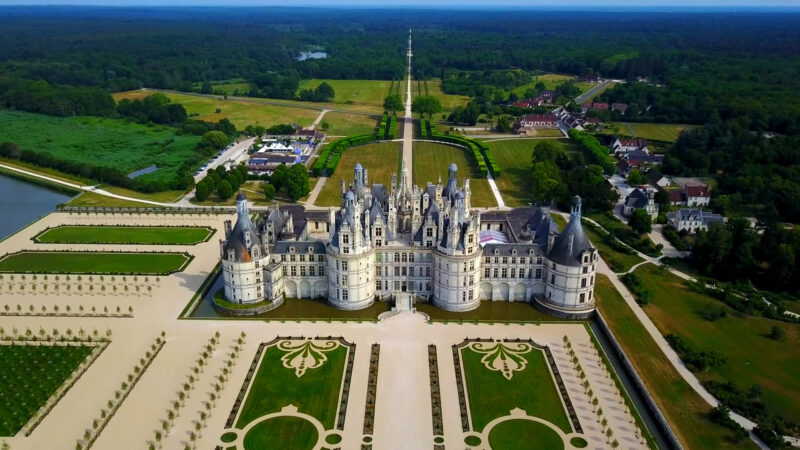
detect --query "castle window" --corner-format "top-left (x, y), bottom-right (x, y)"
top-left (501, 268), bottom-right (508, 278)
top-left (341, 274), bottom-right (348, 285)
top-left (535, 268), bottom-right (540, 279)
top-left (394, 253), bottom-right (400, 262)
top-left (494, 249), bottom-right (499, 256)
top-left (468, 234), bottom-right (474, 244)
top-left (376, 280), bottom-right (381, 290)
top-left (552, 263), bottom-right (556, 269)
top-left (551, 275), bottom-right (555, 283)
top-left (409, 253), bottom-right (415, 263)
top-left (290, 246), bottom-right (295, 253)
top-left (255, 261), bottom-right (260, 268)
top-left (300, 255), bottom-right (305, 262)
top-left (376, 228), bottom-right (382, 237)
top-left (427, 240), bottom-right (432, 247)
top-left (511, 257), bottom-right (516, 264)
top-left (343, 247), bottom-right (349, 254)
top-left (281, 254), bottom-right (286, 262)
top-left (469, 261), bottom-right (474, 270)
top-left (582, 266), bottom-right (588, 274)
top-left (384, 280), bottom-right (389, 290)
top-left (342, 289), bottom-right (348, 301)
top-left (282, 266), bottom-right (287, 275)
top-left (511, 250), bottom-right (516, 256)
top-left (484, 268), bottom-right (490, 278)
top-left (318, 255), bottom-right (324, 262)
top-left (394, 267), bottom-right (400, 276)
top-left (426, 267), bottom-right (432, 277)
top-left (493, 268), bottom-right (498, 278)
top-left (463, 262), bottom-right (467, 271)
top-left (580, 293), bottom-right (586, 303)
top-left (290, 266), bottom-right (297, 276)
top-left (581, 278), bottom-right (586, 288)
top-left (426, 282), bottom-right (431, 291)
top-left (376, 240), bottom-right (382, 247)
top-left (402, 253), bottom-right (408, 263)
top-left (341, 261), bottom-right (348, 270)
top-left (343, 234), bottom-right (349, 245)
top-left (375, 267), bottom-right (380, 276)
top-left (310, 266), bottom-right (316, 276)
top-left (469, 275), bottom-right (474, 286)
top-left (402, 267), bottom-right (407, 276)
top-left (462, 291), bottom-right (466, 302)
top-left (510, 268), bottom-right (516, 278)
top-left (485, 257), bottom-right (490, 264)
top-left (537, 257), bottom-right (542, 264)
top-left (494, 257), bottom-right (499, 264)
top-left (290, 254), bottom-right (296, 262)
top-left (319, 266), bottom-right (325, 276)
top-left (309, 246), bottom-right (314, 253)
top-left (469, 289), bottom-right (474, 300)
top-left (426, 228), bottom-right (432, 237)
top-left (300, 266), bottom-right (306, 276)
top-left (591, 276), bottom-right (594, 285)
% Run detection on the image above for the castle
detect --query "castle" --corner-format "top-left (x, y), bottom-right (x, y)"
top-left (219, 163), bottom-right (597, 318)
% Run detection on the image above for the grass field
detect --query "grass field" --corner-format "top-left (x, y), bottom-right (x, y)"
top-left (34, 226), bottom-right (213, 245)
top-left (298, 79), bottom-right (393, 107)
top-left (0, 344), bottom-right (95, 436)
top-left (95, 185), bottom-right (186, 203)
top-left (595, 274), bottom-right (756, 449)
top-left (315, 142), bottom-right (401, 207)
top-left (632, 264), bottom-right (800, 424)
top-left (607, 122), bottom-right (696, 143)
top-left (66, 191), bottom-right (155, 208)
top-left (0, 110), bottom-right (201, 184)
top-left (488, 420), bottom-right (565, 450)
top-left (412, 142), bottom-right (496, 208)
top-left (422, 79), bottom-right (471, 111)
top-left (460, 342), bottom-right (572, 433)
top-left (0, 251), bottom-right (191, 274)
top-left (233, 340), bottom-right (349, 447)
top-left (322, 112), bottom-right (378, 136)
top-left (416, 301), bottom-right (559, 323)
top-left (113, 90), bottom-right (321, 129)
top-left (483, 138), bottom-right (577, 207)
top-left (511, 73), bottom-right (596, 98)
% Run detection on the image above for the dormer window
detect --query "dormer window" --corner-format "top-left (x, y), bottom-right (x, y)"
top-left (494, 249), bottom-right (499, 256)
top-left (290, 246), bottom-right (296, 253)
top-left (511, 249), bottom-right (517, 256)
top-left (343, 234), bottom-right (350, 245)
top-left (308, 246), bottom-right (314, 253)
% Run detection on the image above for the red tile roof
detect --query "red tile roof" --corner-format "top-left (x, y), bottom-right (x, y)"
top-left (685, 184), bottom-right (710, 198)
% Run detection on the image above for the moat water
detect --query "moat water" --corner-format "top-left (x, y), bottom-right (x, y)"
top-left (0, 174), bottom-right (74, 241)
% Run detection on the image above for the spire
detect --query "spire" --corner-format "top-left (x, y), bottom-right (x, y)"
top-left (236, 192), bottom-right (248, 217)
top-left (570, 195), bottom-right (582, 219)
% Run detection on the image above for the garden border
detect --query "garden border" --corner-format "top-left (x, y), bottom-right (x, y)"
top-left (0, 250), bottom-right (194, 275)
top-left (32, 224), bottom-right (216, 245)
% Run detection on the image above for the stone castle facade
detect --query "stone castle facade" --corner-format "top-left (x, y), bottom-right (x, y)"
top-left (220, 163), bottom-right (597, 318)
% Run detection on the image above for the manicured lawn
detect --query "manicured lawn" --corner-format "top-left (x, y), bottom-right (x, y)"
top-left (0, 344), bottom-right (94, 436)
top-left (488, 419), bottom-right (564, 450)
top-left (594, 274), bottom-right (756, 449)
top-left (236, 342), bottom-right (348, 429)
top-left (34, 226), bottom-right (213, 245)
top-left (0, 110), bottom-right (201, 185)
top-left (632, 264), bottom-right (800, 424)
top-left (412, 142), bottom-right (496, 208)
top-left (66, 191), bottom-right (154, 208)
top-left (322, 112), bottom-right (378, 136)
top-left (242, 416), bottom-right (318, 450)
top-left (581, 220), bottom-right (644, 273)
top-left (298, 79), bottom-right (393, 107)
top-left (416, 301), bottom-right (561, 323)
top-left (0, 251), bottom-right (191, 274)
top-left (423, 79), bottom-right (471, 110)
top-left (609, 122), bottom-right (696, 143)
top-left (460, 343), bottom-right (572, 433)
top-left (315, 141), bottom-right (401, 207)
top-left (113, 90), bottom-right (320, 129)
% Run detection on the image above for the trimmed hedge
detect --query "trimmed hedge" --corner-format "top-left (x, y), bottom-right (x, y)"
top-left (323, 134), bottom-right (375, 175)
top-left (428, 133), bottom-right (492, 178)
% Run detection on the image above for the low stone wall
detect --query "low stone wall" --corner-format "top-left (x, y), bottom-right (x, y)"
top-left (212, 295), bottom-right (284, 316)
top-left (532, 297), bottom-right (595, 320)
top-left (594, 311), bottom-right (683, 450)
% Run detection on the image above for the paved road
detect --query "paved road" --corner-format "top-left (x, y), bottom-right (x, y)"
top-left (574, 79), bottom-right (612, 104)
top-left (194, 137), bottom-right (256, 183)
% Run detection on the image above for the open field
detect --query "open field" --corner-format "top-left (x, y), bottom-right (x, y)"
top-left (511, 73), bottom-right (596, 98)
top-left (34, 225), bottom-right (213, 245)
top-left (483, 138), bottom-right (577, 207)
top-left (298, 79), bottom-right (393, 107)
top-left (412, 142), bottom-right (496, 208)
top-left (0, 344), bottom-right (94, 436)
top-left (460, 341), bottom-right (572, 433)
top-left (315, 141), bottom-right (401, 207)
top-left (66, 191), bottom-right (155, 208)
top-left (633, 264), bottom-right (800, 424)
top-left (595, 274), bottom-right (756, 449)
top-left (322, 112), bottom-right (378, 136)
top-left (422, 79), bottom-right (471, 111)
top-left (607, 122), bottom-right (696, 143)
top-left (113, 90), bottom-right (321, 129)
top-left (0, 110), bottom-right (201, 184)
top-left (0, 251), bottom-right (191, 275)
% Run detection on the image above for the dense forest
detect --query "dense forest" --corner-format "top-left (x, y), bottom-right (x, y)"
top-left (1, 8), bottom-right (799, 131)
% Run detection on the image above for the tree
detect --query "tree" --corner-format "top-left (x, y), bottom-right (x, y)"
top-left (285, 164), bottom-right (310, 201)
top-left (263, 183), bottom-right (276, 201)
top-left (629, 209), bottom-right (652, 235)
top-left (626, 169), bottom-right (646, 186)
top-left (200, 81), bottom-right (213, 94)
top-left (411, 95), bottom-right (442, 117)
top-left (314, 82), bottom-right (335, 102)
top-left (383, 94), bottom-right (403, 113)
top-left (654, 189), bottom-right (671, 209)
top-left (531, 162), bottom-right (561, 205)
top-left (194, 182), bottom-right (209, 202)
top-left (201, 131), bottom-right (229, 150)
top-left (216, 180), bottom-right (233, 201)
top-left (769, 326), bottom-right (785, 341)
top-left (534, 81), bottom-right (546, 93)
top-left (495, 116), bottom-right (511, 133)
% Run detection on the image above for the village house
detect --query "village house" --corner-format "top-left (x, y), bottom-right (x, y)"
top-left (623, 187), bottom-right (659, 220)
top-left (514, 114), bottom-right (559, 133)
top-left (647, 171), bottom-right (671, 188)
top-left (667, 208), bottom-right (724, 233)
top-left (617, 151), bottom-right (664, 175)
top-left (611, 137), bottom-right (649, 155)
top-left (664, 183), bottom-right (711, 207)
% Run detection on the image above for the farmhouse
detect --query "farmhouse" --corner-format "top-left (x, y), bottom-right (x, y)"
top-left (617, 152), bottom-right (664, 175)
top-left (514, 113), bottom-right (559, 133)
top-left (220, 163), bottom-right (598, 319)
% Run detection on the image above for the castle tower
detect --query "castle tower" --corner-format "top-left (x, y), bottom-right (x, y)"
top-left (220, 192), bottom-right (270, 305)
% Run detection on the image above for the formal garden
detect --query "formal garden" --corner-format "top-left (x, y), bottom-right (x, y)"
top-left (0, 251), bottom-right (192, 275)
top-left (454, 338), bottom-right (585, 449)
top-left (0, 329), bottom-right (110, 437)
top-left (33, 225), bottom-right (214, 245)
top-left (220, 338), bottom-right (354, 449)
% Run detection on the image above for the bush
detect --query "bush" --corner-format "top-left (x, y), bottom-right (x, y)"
top-left (665, 334), bottom-right (727, 372)
top-left (621, 273), bottom-right (651, 305)
top-left (662, 225), bottom-right (691, 251)
top-left (708, 406), bottom-right (749, 443)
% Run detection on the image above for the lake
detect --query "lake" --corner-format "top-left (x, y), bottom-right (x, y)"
top-left (296, 51), bottom-right (328, 61)
top-left (0, 174), bottom-right (74, 241)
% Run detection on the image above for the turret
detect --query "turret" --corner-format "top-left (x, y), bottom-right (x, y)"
top-left (236, 192), bottom-right (248, 217)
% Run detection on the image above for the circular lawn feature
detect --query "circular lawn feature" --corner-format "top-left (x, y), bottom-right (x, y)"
top-left (488, 419), bottom-right (564, 450)
top-left (220, 431), bottom-right (237, 443)
top-left (325, 433), bottom-right (342, 445)
top-left (570, 436), bottom-right (588, 448)
top-left (242, 416), bottom-right (318, 449)
top-left (464, 435), bottom-right (481, 446)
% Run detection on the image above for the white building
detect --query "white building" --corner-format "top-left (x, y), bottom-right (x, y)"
top-left (667, 208), bottom-right (724, 233)
top-left (623, 187), bottom-right (659, 220)
top-left (220, 163), bottom-right (598, 319)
